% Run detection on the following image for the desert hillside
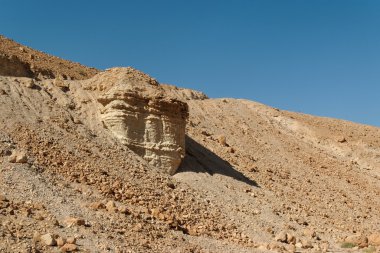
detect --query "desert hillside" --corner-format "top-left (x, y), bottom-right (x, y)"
top-left (0, 36), bottom-right (379, 253)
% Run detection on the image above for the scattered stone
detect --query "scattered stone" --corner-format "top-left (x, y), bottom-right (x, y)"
top-left (105, 200), bottom-right (117, 212)
top-left (56, 237), bottom-right (66, 247)
top-left (66, 237), bottom-right (76, 244)
top-left (8, 151), bottom-right (27, 163)
top-left (320, 242), bottom-right (330, 253)
top-left (300, 239), bottom-right (313, 249)
top-left (200, 130), bottom-right (211, 136)
top-left (303, 228), bottom-right (316, 238)
top-left (217, 135), bottom-right (227, 146)
top-left (368, 232), bottom-right (380, 246)
top-left (64, 217), bottom-right (85, 227)
top-left (344, 234), bottom-right (368, 248)
top-left (40, 233), bottom-right (56, 246)
top-left (285, 243), bottom-right (296, 253)
top-left (60, 243), bottom-right (77, 252)
top-left (89, 201), bottom-right (105, 210)
top-left (25, 79), bottom-right (35, 89)
top-left (118, 205), bottom-right (130, 214)
top-left (286, 233), bottom-right (296, 244)
top-left (275, 231), bottom-right (287, 243)
top-left (166, 181), bottom-right (175, 189)
top-left (151, 208), bottom-right (160, 218)
top-left (337, 137), bottom-right (347, 143)
top-left (32, 231), bottom-right (41, 243)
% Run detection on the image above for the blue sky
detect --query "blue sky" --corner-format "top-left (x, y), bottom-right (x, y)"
top-left (2, 0), bottom-right (380, 126)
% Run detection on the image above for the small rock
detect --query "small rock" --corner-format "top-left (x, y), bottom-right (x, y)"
top-left (368, 233), bottom-right (380, 246)
top-left (337, 137), bottom-right (347, 143)
top-left (118, 205), bottom-right (130, 214)
top-left (8, 151), bottom-right (27, 163)
top-left (32, 231), bottom-right (41, 242)
top-left (217, 135), bottom-right (227, 146)
top-left (25, 79), bottom-right (35, 89)
top-left (60, 243), bottom-right (77, 252)
top-left (285, 243), bottom-right (296, 253)
top-left (56, 237), bottom-right (66, 247)
top-left (73, 118), bottom-right (82, 124)
top-left (303, 228), bottom-right (316, 238)
top-left (64, 217), bottom-right (85, 227)
top-left (89, 202), bottom-right (105, 210)
top-left (300, 239), bottom-right (313, 249)
top-left (151, 208), bottom-right (160, 218)
top-left (66, 237), bottom-right (76, 244)
top-left (345, 234), bottom-right (368, 248)
top-left (320, 242), bottom-right (330, 253)
top-left (286, 233), bottom-right (296, 244)
top-left (166, 181), bottom-right (175, 189)
top-left (105, 201), bottom-right (117, 212)
top-left (40, 233), bottom-right (56, 246)
top-left (275, 231), bottom-right (287, 243)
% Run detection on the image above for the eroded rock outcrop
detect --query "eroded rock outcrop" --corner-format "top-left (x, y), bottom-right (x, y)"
top-left (85, 68), bottom-right (188, 174)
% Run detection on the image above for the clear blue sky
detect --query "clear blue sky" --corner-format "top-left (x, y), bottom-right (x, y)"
top-left (2, 0), bottom-right (380, 126)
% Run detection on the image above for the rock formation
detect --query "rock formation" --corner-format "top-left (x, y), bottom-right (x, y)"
top-left (86, 68), bottom-right (188, 174)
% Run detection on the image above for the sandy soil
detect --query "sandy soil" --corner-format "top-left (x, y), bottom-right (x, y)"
top-left (0, 35), bottom-right (379, 253)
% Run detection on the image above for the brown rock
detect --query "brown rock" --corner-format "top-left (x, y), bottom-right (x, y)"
top-left (286, 233), bottom-right (296, 244)
top-left (32, 231), bottom-right (41, 243)
top-left (56, 237), bottom-right (66, 247)
top-left (89, 201), bottom-right (105, 210)
top-left (60, 243), bottom-right (77, 252)
top-left (64, 217), bottom-right (85, 227)
top-left (285, 244), bottom-right (296, 253)
top-left (303, 228), bottom-right (316, 238)
top-left (118, 205), bottom-right (130, 214)
top-left (368, 232), bottom-right (380, 246)
top-left (275, 231), bottom-right (287, 243)
top-left (105, 200), bottom-right (117, 212)
top-left (217, 135), bottom-right (227, 146)
top-left (40, 233), bottom-right (56, 246)
top-left (320, 242), bottom-right (329, 253)
top-left (25, 79), bottom-right (35, 88)
top-left (66, 237), bottom-right (76, 244)
top-left (300, 239), bottom-right (313, 249)
top-left (94, 68), bottom-right (188, 174)
top-left (345, 234), bottom-right (368, 248)
top-left (8, 151), bottom-right (27, 163)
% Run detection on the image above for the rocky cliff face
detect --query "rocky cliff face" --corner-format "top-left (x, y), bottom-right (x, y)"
top-left (85, 68), bottom-right (188, 174)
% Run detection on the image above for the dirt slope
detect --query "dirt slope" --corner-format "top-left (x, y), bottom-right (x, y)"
top-left (0, 36), bottom-right (379, 253)
top-left (0, 35), bottom-right (98, 79)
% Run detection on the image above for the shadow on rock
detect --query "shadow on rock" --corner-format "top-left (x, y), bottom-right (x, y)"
top-left (177, 135), bottom-right (259, 187)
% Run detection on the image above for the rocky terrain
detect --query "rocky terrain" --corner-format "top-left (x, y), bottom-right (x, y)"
top-left (0, 35), bottom-right (379, 252)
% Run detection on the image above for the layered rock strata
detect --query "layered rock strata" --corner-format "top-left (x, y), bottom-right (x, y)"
top-left (87, 68), bottom-right (188, 174)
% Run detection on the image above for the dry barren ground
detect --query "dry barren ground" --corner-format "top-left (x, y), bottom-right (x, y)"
top-left (0, 35), bottom-right (379, 253)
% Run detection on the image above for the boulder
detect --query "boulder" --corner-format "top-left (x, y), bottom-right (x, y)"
top-left (87, 68), bottom-right (188, 174)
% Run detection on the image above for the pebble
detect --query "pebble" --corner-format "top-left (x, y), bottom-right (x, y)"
top-left (66, 237), bottom-right (76, 244)
top-left (60, 243), bottom-right (77, 252)
top-left (106, 200), bottom-right (117, 212)
top-left (64, 217), bottom-right (86, 227)
top-left (368, 232), bottom-right (380, 246)
top-left (89, 201), bottom-right (105, 210)
top-left (40, 233), bottom-right (56, 246)
top-left (8, 151), bottom-right (27, 163)
top-left (275, 231), bottom-right (287, 243)
top-left (56, 237), bottom-right (66, 247)
top-left (344, 234), bottom-right (368, 248)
